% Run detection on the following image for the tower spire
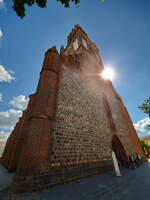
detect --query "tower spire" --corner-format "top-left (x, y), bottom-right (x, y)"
top-left (64, 24), bottom-right (99, 56)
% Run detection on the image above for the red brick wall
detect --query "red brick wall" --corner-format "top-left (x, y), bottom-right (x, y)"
top-left (1, 27), bottom-right (144, 191)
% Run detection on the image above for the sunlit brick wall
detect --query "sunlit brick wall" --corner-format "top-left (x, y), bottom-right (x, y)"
top-left (51, 66), bottom-right (112, 166)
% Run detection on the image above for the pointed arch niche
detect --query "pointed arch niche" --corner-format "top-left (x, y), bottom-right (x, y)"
top-left (112, 135), bottom-right (128, 166)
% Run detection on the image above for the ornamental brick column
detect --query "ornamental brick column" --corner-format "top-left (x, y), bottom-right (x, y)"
top-left (16, 47), bottom-right (61, 176)
top-left (2, 116), bottom-right (23, 170)
top-left (7, 115), bottom-right (24, 171)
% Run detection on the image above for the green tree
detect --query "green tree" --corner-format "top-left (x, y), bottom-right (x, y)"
top-left (138, 97), bottom-right (150, 118)
top-left (140, 139), bottom-right (150, 154)
top-left (13, 0), bottom-right (80, 18)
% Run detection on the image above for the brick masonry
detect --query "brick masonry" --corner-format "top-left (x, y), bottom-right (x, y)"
top-left (1, 25), bottom-right (144, 192)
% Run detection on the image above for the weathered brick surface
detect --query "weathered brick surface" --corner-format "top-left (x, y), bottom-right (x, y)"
top-left (116, 99), bottom-right (143, 154)
top-left (53, 65), bottom-right (112, 165)
top-left (106, 93), bottom-right (134, 155)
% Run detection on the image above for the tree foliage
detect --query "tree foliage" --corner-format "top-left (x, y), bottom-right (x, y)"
top-left (140, 139), bottom-right (150, 154)
top-left (13, 0), bottom-right (80, 18)
top-left (138, 97), bottom-right (150, 118)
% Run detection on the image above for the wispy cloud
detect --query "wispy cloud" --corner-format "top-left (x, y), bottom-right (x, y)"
top-left (0, 1), bottom-right (6, 11)
top-left (10, 95), bottom-right (29, 110)
top-left (134, 117), bottom-right (150, 135)
top-left (0, 28), bottom-right (3, 38)
top-left (0, 94), bottom-right (29, 141)
top-left (0, 65), bottom-right (15, 82)
top-left (0, 93), bottom-right (2, 101)
top-left (0, 0), bottom-right (4, 7)
top-left (0, 130), bottom-right (10, 141)
top-left (0, 109), bottom-right (22, 131)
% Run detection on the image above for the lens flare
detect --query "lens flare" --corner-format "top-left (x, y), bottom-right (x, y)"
top-left (101, 67), bottom-right (115, 81)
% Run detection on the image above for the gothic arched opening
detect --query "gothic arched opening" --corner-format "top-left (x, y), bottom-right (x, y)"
top-left (112, 135), bottom-right (128, 166)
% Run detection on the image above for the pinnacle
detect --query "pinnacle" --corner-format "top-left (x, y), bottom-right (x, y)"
top-left (45, 46), bottom-right (59, 55)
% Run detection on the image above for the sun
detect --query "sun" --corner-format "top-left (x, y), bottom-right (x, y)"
top-left (101, 67), bottom-right (115, 81)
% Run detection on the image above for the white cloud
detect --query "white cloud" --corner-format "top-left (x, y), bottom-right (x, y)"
top-left (10, 95), bottom-right (29, 110)
top-left (134, 117), bottom-right (150, 135)
top-left (0, 28), bottom-right (3, 38)
top-left (0, 95), bottom-right (28, 141)
top-left (0, 93), bottom-right (2, 101)
top-left (0, 131), bottom-right (10, 141)
top-left (0, 1), bottom-right (6, 11)
top-left (0, 109), bottom-right (22, 131)
top-left (0, 65), bottom-right (15, 82)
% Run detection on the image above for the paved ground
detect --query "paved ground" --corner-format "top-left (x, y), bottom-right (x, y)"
top-left (0, 161), bottom-right (150, 200)
top-left (0, 164), bottom-right (14, 191)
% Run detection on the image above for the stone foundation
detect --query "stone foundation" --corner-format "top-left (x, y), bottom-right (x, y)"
top-left (12, 160), bottom-right (113, 193)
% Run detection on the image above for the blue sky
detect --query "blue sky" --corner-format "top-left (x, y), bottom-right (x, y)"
top-left (0, 0), bottom-right (150, 141)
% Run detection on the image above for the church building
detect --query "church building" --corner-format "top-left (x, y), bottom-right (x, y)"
top-left (2, 25), bottom-right (143, 192)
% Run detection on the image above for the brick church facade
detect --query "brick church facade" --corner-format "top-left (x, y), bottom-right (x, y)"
top-left (2, 25), bottom-right (143, 191)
